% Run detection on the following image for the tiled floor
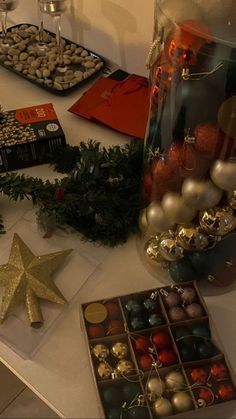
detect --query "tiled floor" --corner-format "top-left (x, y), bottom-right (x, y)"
top-left (0, 363), bottom-right (58, 419)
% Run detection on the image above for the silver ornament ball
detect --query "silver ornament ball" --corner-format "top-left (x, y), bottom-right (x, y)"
top-left (146, 201), bottom-right (174, 233)
top-left (182, 178), bottom-right (222, 210)
top-left (162, 192), bottom-right (197, 224)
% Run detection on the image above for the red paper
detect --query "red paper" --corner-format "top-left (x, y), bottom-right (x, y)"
top-left (68, 74), bottom-right (150, 139)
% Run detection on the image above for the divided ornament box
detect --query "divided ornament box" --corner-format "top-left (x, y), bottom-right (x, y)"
top-left (80, 281), bottom-right (236, 419)
top-left (140, 0), bottom-right (236, 287)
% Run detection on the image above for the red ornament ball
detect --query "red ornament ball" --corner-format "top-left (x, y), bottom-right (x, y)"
top-left (87, 324), bottom-right (106, 339)
top-left (210, 363), bottom-right (228, 381)
top-left (194, 123), bottom-right (226, 159)
top-left (138, 354), bottom-right (153, 371)
top-left (158, 349), bottom-right (178, 366)
top-left (141, 171), bottom-right (153, 204)
top-left (198, 388), bottom-right (213, 405)
top-left (104, 302), bottom-right (120, 320)
top-left (152, 331), bottom-right (172, 350)
top-left (168, 141), bottom-right (209, 179)
top-left (135, 336), bottom-right (150, 353)
top-left (217, 382), bottom-right (236, 401)
top-left (191, 368), bottom-right (208, 384)
top-left (107, 319), bottom-right (124, 335)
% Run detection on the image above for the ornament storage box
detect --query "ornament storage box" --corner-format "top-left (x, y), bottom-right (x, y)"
top-left (80, 281), bottom-right (236, 418)
top-left (0, 102), bottom-right (66, 172)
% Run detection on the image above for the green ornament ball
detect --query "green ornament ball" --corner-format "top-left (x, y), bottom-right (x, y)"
top-left (197, 341), bottom-right (215, 359)
top-left (192, 324), bottom-right (210, 339)
top-left (168, 259), bottom-right (196, 283)
top-left (188, 251), bottom-right (209, 275)
top-left (179, 343), bottom-right (197, 362)
top-left (107, 407), bottom-right (122, 419)
top-left (122, 382), bottom-right (141, 402)
top-left (103, 387), bottom-right (122, 406)
top-left (128, 406), bottom-right (150, 419)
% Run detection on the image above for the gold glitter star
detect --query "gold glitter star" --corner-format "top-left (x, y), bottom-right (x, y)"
top-left (0, 233), bottom-right (72, 328)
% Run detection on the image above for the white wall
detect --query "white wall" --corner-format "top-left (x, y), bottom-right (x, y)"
top-left (9, 0), bottom-right (154, 76)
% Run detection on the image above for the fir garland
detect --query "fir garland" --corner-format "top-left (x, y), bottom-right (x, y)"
top-left (0, 139), bottom-right (144, 246)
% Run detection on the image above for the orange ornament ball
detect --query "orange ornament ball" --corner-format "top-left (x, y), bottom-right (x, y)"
top-left (107, 319), bottom-right (124, 335)
top-left (138, 354), bottom-right (153, 371)
top-left (104, 302), bottom-right (120, 320)
top-left (87, 324), bottom-right (106, 339)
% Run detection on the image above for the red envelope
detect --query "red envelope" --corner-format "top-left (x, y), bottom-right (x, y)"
top-left (68, 74), bottom-right (150, 139)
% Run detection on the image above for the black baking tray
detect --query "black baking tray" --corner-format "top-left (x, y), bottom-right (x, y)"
top-left (0, 24), bottom-right (106, 95)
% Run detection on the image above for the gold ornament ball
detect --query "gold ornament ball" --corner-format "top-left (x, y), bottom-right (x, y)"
top-left (162, 192), bottom-right (197, 224)
top-left (93, 344), bottom-right (109, 360)
top-left (200, 206), bottom-right (236, 236)
top-left (147, 377), bottom-right (165, 400)
top-left (139, 209), bottom-right (148, 233)
top-left (182, 178), bottom-right (222, 210)
top-left (146, 201), bottom-right (174, 233)
top-left (227, 190), bottom-right (236, 210)
top-left (144, 237), bottom-right (166, 266)
top-left (159, 234), bottom-right (184, 261)
top-left (165, 371), bottom-right (186, 391)
top-left (171, 392), bottom-right (193, 412)
top-left (218, 96), bottom-right (236, 140)
top-left (177, 225), bottom-right (209, 251)
top-left (111, 342), bottom-right (129, 359)
top-left (97, 362), bottom-right (113, 379)
top-left (210, 159), bottom-right (236, 191)
top-left (116, 359), bottom-right (134, 375)
top-left (153, 397), bottom-right (173, 417)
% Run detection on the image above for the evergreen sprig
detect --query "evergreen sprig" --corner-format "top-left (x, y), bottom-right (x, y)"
top-left (0, 139), bottom-right (144, 246)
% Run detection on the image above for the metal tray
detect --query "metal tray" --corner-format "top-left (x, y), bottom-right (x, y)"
top-left (0, 23), bottom-right (105, 94)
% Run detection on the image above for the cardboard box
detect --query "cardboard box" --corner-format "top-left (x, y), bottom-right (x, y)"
top-left (0, 103), bottom-right (66, 172)
top-left (80, 281), bottom-right (236, 418)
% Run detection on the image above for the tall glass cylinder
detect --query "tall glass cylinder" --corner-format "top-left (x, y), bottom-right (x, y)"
top-left (140, 0), bottom-right (236, 290)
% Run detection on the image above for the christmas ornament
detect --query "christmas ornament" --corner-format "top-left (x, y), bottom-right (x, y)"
top-left (87, 324), bottom-right (105, 339)
top-left (104, 302), bottom-right (120, 320)
top-left (107, 319), bottom-right (124, 335)
top-left (138, 209), bottom-right (148, 233)
top-left (158, 348), bottom-right (178, 366)
top-left (227, 190), bottom-right (236, 210)
top-left (188, 251), bottom-right (208, 274)
top-left (158, 233), bottom-right (184, 262)
top-left (218, 96), bottom-right (236, 140)
top-left (128, 405), bottom-right (150, 419)
top-left (162, 291), bottom-right (181, 307)
top-left (0, 233), bottom-right (71, 327)
top-left (144, 237), bottom-right (166, 266)
top-left (171, 392), bottom-right (193, 412)
top-left (179, 343), bottom-right (196, 361)
top-left (103, 387), bottom-right (122, 406)
top-left (131, 316), bottom-right (147, 330)
top-left (98, 362), bottom-right (113, 379)
top-left (135, 336), bottom-right (150, 353)
top-left (107, 407), bottom-right (121, 419)
top-left (122, 382), bottom-right (142, 401)
top-left (200, 206), bottom-right (236, 236)
top-left (168, 140), bottom-right (208, 178)
top-left (197, 388), bottom-right (213, 406)
top-left (217, 382), bottom-right (236, 401)
top-left (192, 324), bottom-right (210, 338)
top-left (197, 341), bottom-right (215, 359)
top-left (190, 368), bottom-right (208, 384)
top-left (146, 201), bottom-right (174, 233)
top-left (174, 327), bottom-right (190, 341)
top-left (194, 123), bottom-right (225, 159)
top-left (162, 192), bottom-right (197, 224)
top-left (148, 313), bottom-right (164, 327)
top-left (210, 363), bottom-right (228, 381)
top-left (165, 371), bottom-right (186, 390)
top-left (211, 159), bottom-right (236, 191)
top-left (151, 157), bottom-right (180, 201)
top-left (147, 377), bottom-right (165, 400)
top-left (84, 303), bottom-right (108, 324)
top-left (125, 300), bottom-right (142, 313)
top-left (143, 298), bottom-right (157, 311)
top-left (111, 342), bottom-right (129, 359)
top-left (177, 225), bottom-right (209, 251)
top-left (182, 178), bottom-right (223, 210)
top-left (152, 331), bottom-right (172, 349)
top-left (138, 354), bottom-right (153, 371)
top-left (185, 303), bottom-right (204, 318)
top-left (93, 344), bottom-right (109, 360)
top-left (168, 306), bottom-right (187, 322)
top-left (180, 287), bottom-right (197, 304)
top-left (116, 360), bottom-right (134, 376)
top-left (153, 397), bottom-right (173, 417)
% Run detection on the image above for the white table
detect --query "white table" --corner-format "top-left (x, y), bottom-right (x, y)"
top-left (1, 65), bottom-right (236, 419)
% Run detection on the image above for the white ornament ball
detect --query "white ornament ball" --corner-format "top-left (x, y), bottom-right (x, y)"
top-left (147, 377), bottom-right (165, 400)
top-left (210, 159), bottom-right (236, 191)
top-left (146, 201), bottom-right (174, 233)
top-left (171, 392), bottom-right (193, 412)
top-left (162, 192), bottom-right (197, 224)
top-left (182, 178), bottom-right (222, 210)
top-left (153, 397), bottom-right (173, 417)
top-left (165, 371), bottom-right (186, 390)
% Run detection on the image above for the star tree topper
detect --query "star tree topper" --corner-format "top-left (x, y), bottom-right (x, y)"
top-left (0, 234), bottom-right (72, 328)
